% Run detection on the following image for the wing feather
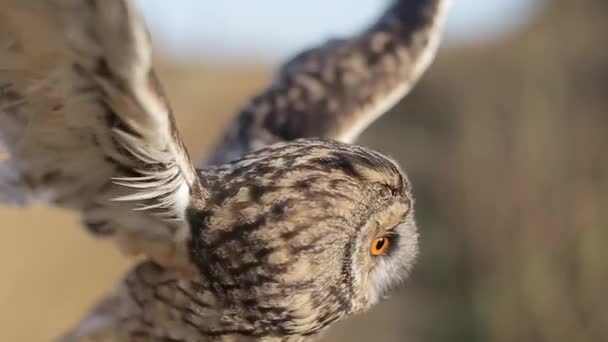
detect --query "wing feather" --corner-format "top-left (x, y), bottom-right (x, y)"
top-left (0, 0), bottom-right (204, 265)
top-left (207, 0), bottom-right (451, 165)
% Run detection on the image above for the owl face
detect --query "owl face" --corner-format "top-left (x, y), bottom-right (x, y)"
top-left (352, 194), bottom-right (418, 307)
top-left (188, 139), bottom-right (417, 336)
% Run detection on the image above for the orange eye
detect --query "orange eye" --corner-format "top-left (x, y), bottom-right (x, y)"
top-left (371, 236), bottom-right (390, 256)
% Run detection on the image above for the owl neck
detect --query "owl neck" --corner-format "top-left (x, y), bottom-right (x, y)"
top-left (61, 261), bottom-right (314, 342)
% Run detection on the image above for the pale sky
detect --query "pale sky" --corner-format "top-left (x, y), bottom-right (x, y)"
top-left (136, 0), bottom-right (544, 64)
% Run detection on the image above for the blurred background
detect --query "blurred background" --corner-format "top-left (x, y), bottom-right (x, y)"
top-left (1, 0), bottom-right (607, 341)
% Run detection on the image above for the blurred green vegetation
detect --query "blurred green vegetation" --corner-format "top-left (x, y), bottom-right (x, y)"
top-left (1, 0), bottom-right (606, 341)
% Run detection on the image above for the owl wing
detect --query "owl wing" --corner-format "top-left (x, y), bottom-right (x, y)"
top-left (207, 0), bottom-right (451, 165)
top-left (0, 0), bottom-right (205, 265)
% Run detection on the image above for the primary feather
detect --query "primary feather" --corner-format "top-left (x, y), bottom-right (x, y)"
top-left (0, 0), bottom-right (204, 265)
top-left (207, 0), bottom-right (451, 165)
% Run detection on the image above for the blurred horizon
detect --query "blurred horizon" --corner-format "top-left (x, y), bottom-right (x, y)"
top-left (138, 0), bottom-right (544, 63)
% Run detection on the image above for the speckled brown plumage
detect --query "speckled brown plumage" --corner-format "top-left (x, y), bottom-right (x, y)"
top-left (207, 0), bottom-right (449, 165)
top-left (64, 140), bottom-right (417, 341)
top-left (0, 0), bottom-right (450, 340)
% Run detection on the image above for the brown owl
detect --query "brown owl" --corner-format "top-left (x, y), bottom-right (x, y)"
top-left (0, 0), bottom-right (450, 340)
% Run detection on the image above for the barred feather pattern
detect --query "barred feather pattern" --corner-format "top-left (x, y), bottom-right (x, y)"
top-left (63, 140), bottom-right (417, 341)
top-left (207, 0), bottom-right (451, 165)
top-left (0, 0), bottom-right (203, 265)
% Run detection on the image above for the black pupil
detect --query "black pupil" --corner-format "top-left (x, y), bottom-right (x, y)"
top-left (375, 238), bottom-right (386, 250)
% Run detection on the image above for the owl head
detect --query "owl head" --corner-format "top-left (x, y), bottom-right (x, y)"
top-left (188, 139), bottom-right (417, 336)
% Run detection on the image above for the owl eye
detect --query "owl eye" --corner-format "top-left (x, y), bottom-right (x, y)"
top-left (370, 236), bottom-right (390, 256)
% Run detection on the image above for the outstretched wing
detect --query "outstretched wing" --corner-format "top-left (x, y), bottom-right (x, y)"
top-left (207, 0), bottom-right (450, 165)
top-left (0, 0), bottom-right (205, 265)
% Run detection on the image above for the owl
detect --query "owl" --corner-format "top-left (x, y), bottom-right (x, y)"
top-left (0, 0), bottom-right (450, 341)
